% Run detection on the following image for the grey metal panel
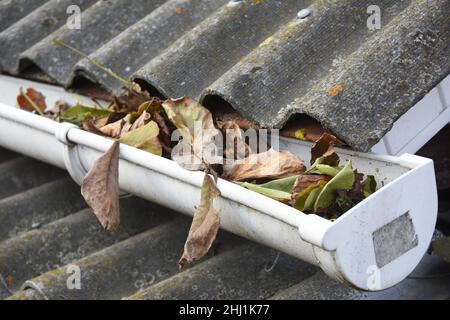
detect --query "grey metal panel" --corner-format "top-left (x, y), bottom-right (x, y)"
top-left (0, 0), bottom-right (98, 74)
top-left (0, 0), bottom-right (49, 32)
top-left (19, 0), bottom-right (167, 85)
top-left (73, 0), bottom-right (228, 95)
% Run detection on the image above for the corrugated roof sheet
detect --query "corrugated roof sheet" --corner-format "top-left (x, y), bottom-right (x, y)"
top-left (0, 0), bottom-right (449, 151)
top-left (0, 147), bottom-right (449, 300)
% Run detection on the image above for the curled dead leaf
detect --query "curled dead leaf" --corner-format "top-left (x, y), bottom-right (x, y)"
top-left (119, 121), bottom-right (162, 156)
top-left (99, 117), bottom-right (126, 138)
top-left (81, 141), bottom-right (120, 232)
top-left (218, 120), bottom-right (251, 162)
top-left (179, 173), bottom-right (221, 268)
top-left (310, 133), bottom-right (341, 166)
top-left (291, 174), bottom-right (331, 203)
top-left (162, 97), bottom-right (221, 171)
top-left (17, 88), bottom-right (47, 114)
top-left (223, 148), bottom-right (306, 182)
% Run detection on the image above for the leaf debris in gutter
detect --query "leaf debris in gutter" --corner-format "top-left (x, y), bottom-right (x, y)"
top-left (12, 40), bottom-right (382, 267)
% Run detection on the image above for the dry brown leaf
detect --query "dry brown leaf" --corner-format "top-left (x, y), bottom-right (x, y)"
top-left (130, 110), bottom-right (151, 131)
top-left (81, 141), bottom-right (120, 232)
top-left (179, 173), bottom-right (221, 268)
top-left (223, 148), bottom-right (306, 182)
top-left (99, 118), bottom-right (126, 138)
top-left (162, 97), bottom-right (221, 171)
top-left (291, 174), bottom-right (331, 203)
top-left (50, 100), bottom-right (69, 115)
top-left (82, 120), bottom-right (109, 136)
top-left (17, 88), bottom-right (47, 114)
top-left (218, 120), bottom-right (251, 162)
top-left (310, 133), bottom-right (340, 166)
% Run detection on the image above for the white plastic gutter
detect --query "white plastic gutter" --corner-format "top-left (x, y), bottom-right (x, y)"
top-left (0, 76), bottom-right (439, 291)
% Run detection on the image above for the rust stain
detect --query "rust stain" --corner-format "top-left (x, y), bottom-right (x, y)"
top-left (327, 84), bottom-right (344, 97)
top-left (5, 275), bottom-right (13, 285)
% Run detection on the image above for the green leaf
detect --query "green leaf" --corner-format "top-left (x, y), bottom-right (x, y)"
top-left (314, 160), bottom-right (355, 211)
top-left (294, 180), bottom-right (327, 212)
top-left (119, 121), bottom-right (162, 156)
top-left (258, 175), bottom-right (299, 192)
top-left (240, 176), bottom-right (298, 203)
top-left (432, 237), bottom-right (450, 263)
top-left (362, 175), bottom-right (377, 197)
top-left (309, 164), bottom-right (342, 177)
top-left (241, 183), bottom-right (292, 202)
top-left (60, 104), bottom-right (111, 125)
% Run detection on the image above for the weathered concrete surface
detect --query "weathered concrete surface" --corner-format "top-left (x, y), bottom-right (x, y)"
top-left (1, 0), bottom-right (449, 150)
top-left (0, 157), bottom-right (64, 199)
top-left (0, 147), bottom-right (449, 300)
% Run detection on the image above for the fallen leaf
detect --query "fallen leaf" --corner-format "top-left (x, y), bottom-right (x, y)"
top-left (138, 98), bottom-right (163, 115)
top-left (432, 237), bottom-right (450, 263)
top-left (294, 128), bottom-right (306, 140)
top-left (116, 82), bottom-right (152, 112)
top-left (99, 117), bottom-right (126, 138)
top-left (314, 160), bottom-right (355, 211)
top-left (291, 174), bottom-right (331, 201)
top-left (241, 175), bottom-right (298, 203)
top-left (130, 110), bottom-right (151, 131)
top-left (293, 180), bottom-right (327, 212)
top-left (50, 100), bottom-right (69, 115)
top-left (17, 88), bottom-right (47, 114)
top-left (120, 121), bottom-right (162, 156)
top-left (308, 164), bottom-right (342, 177)
top-left (223, 148), bottom-right (305, 182)
top-left (362, 175), bottom-right (377, 197)
top-left (81, 141), bottom-right (120, 232)
top-left (162, 97), bottom-right (221, 171)
top-left (179, 173), bottom-right (221, 268)
top-left (82, 120), bottom-right (109, 136)
top-left (218, 120), bottom-right (251, 162)
top-left (60, 104), bottom-right (111, 125)
top-left (310, 133), bottom-right (340, 166)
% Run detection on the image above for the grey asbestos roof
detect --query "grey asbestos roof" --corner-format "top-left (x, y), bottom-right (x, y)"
top-left (0, 147), bottom-right (449, 300)
top-left (0, 0), bottom-right (449, 151)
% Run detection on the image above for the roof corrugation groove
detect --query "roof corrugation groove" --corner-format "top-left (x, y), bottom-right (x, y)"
top-left (0, 147), bottom-right (449, 300)
top-left (1, 0), bottom-right (449, 151)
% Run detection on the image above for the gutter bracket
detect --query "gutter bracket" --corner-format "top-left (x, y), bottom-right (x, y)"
top-left (55, 123), bottom-right (87, 185)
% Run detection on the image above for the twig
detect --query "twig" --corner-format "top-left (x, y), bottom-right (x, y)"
top-left (52, 37), bottom-right (131, 87)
